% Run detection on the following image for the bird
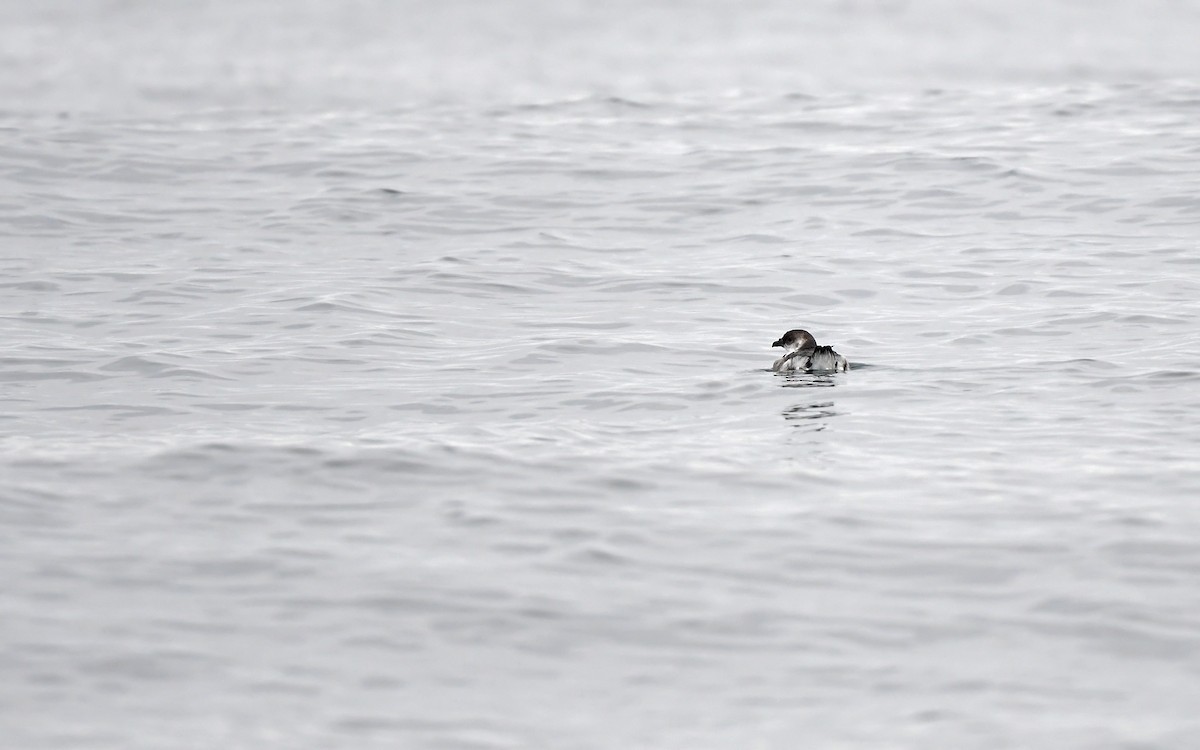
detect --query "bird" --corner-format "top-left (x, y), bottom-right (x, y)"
top-left (771, 329), bottom-right (849, 372)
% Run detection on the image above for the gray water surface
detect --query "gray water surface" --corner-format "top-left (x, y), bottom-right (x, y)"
top-left (3, 2), bottom-right (1200, 749)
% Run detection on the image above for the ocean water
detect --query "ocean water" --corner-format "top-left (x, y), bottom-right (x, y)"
top-left (3, 2), bottom-right (1200, 749)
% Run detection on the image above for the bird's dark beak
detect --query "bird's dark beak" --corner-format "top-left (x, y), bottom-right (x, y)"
top-left (771, 339), bottom-right (783, 348)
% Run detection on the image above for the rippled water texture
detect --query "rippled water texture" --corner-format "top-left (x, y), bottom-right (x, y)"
top-left (3, 1), bottom-right (1200, 749)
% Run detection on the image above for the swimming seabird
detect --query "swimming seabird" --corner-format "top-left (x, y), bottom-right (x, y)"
top-left (771, 329), bottom-right (849, 372)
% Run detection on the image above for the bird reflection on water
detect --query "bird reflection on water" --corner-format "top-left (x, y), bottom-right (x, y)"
top-left (777, 371), bottom-right (840, 431)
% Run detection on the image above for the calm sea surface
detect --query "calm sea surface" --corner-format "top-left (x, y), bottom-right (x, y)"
top-left (3, 2), bottom-right (1200, 748)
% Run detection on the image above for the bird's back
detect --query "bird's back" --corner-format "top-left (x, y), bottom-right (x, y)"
top-left (807, 345), bottom-right (849, 372)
